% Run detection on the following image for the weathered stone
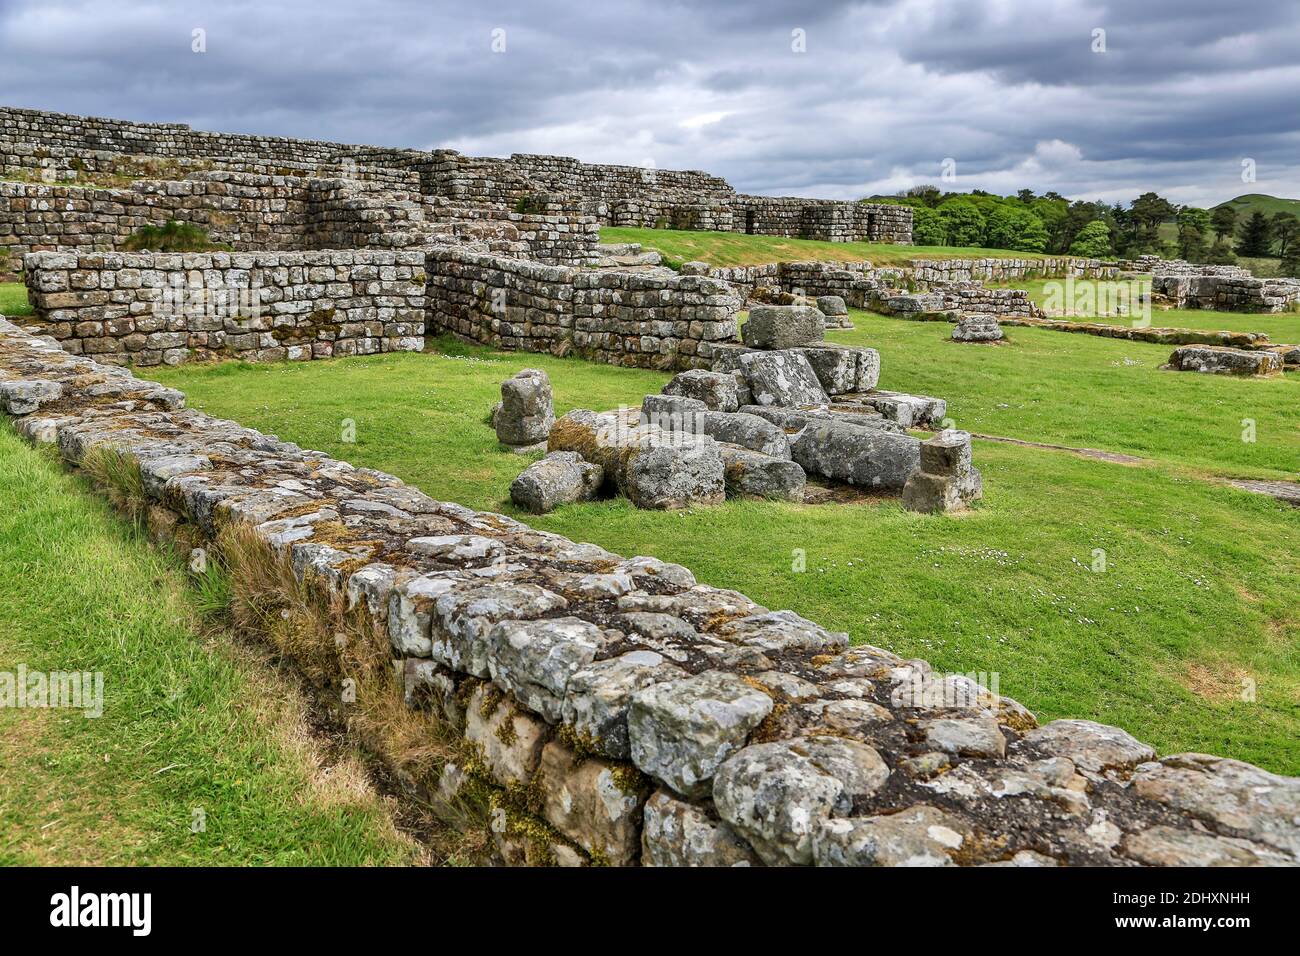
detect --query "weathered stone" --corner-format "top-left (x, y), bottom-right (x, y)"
top-left (952, 314), bottom-right (1004, 342)
top-left (813, 805), bottom-right (972, 866)
top-left (510, 451), bottom-right (603, 514)
top-left (493, 367), bottom-right (556, 446)
top-left (640, 393), bottom-right (707, 433)
top-left (1122, 825), bottom-right (1292, 867)
top-left (431, 582), bottom-right (569, 677)
top-left (464, 683), bottom-right (548, 786)
top-left (739, 350), bottom-right (829, 407)
top-left (789, 346), bottom-right (861, 395)
top-left (1132, 755), bottom-right (1300, 858)
top-left (662, 369), bottom-right (739, 412)
top-left (624, 441), bottom-right (725, 510)
top-left (1022, 719), bottom-right (1156, 774)
top-left (711, 610), bottom-right (849, 654)
top-left (535, 741), bottom-right (645, 866)
top-left (719, 445), bottom-right (806, 501)
top-left (628, 670), bottom-right (774, 797)
top-left (922, 716), bottom-right (1007, 758)
top-left (641, 790), bottom-right (762, 866)
top-left (700, 410), bottom-right (790, 457)
top-left (563, 650), bottom-right (686, 758)
top-left (742, 305), bottom-right (826, 350)
top-left (486, 616), bottom-right (606, 723)
top-left (713, 736), bottom-right (890, 865)
top-left (857, 390), bottom-right (947, 428)
top-left (790, 418), bottom-right (921, 490)
top-left (902, 471), bottom-right (962, 514)
top-left (1168, 345), bottom-right (1282, 377)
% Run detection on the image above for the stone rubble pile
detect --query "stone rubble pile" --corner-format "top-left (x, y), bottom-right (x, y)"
top-left (3, 312), bottom-right (1297, 867)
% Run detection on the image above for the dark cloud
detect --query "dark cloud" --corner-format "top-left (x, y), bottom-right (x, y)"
top-left (1, 0), bottom-right (1297, 206)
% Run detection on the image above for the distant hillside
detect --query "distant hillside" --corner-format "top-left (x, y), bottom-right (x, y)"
top-left (1212, 193), bottom-right (1300, 219)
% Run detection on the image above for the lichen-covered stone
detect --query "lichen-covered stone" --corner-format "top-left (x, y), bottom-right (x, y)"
top-left (641, 790), bottom-right (761, 866)
top-left (535, 742), bottom-right (646, 866)
top-left (510, 451), bottom-right (603, 514)
top-left (493, 367), bottom-right (556, 446)
top-left (486, 616), bottom-right (607, 723)
top-left (628, 670), bottom-right (774, 797)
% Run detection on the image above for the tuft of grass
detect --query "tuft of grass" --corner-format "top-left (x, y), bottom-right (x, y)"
top-left (0, 426), bottom-right (425, 865)
top-left (121, 220), bottom-right (229, 253)
top-left (0, 282), bottom-right (32, 317)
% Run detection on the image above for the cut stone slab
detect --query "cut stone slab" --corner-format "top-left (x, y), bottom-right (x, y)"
top-left (857, 390), bottom-right (947, 428)
top-left (738, 350), bottom-right (830, 407)
top-left (790, 418), bottom-right (922, 490)
top-left (902, 471), bottom-right (963, 514)
top-left (662, 369), bottom-right (739, 412)
top-left (510, 451), bottom-right (603, 514)
top-left (700, 410), bottom-right (790, 457)
top-left (719, 445), bottom-right (806, 501)
top-left (741, 305), bottom-right (826, 350)
top-left (1168, 345), bottom-right (1282, 377)
top-left (789, 346), bottom-right (862, 396)
top-left (493, 367), bottom-right (555, 446)
top-left (640, 393), bottom-right (707, 433)
top-left (625, 440), bottom-right (725, 510)
top-left (628, 670), bottom-right (774, 797)
top-left (952, 314), bottom-right (1004, 342)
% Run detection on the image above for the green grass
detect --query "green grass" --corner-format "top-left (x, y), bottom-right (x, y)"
top-left (0, 426), bottom-right (422, 865)
top-left (0, 282), bottom-right (31, 317)
top-left (152, 333), bottom-right (1300, 774)
top-left (989, 277), bottom-right (1300, 341)
top-left (1214, 193), bottom-right (1300, 220)
top-left (600, 227), bottom-right (1060, 269)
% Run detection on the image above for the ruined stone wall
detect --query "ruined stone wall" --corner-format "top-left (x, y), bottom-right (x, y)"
top-left (1152, 274), bottom-right (1300, 313)
top-left (727, 197), bottom-right (912, 244)
top-left (0, 105), bottom-right (418, 187)
top-left (427, 246), bottom-right (740, 369)
top-left (0, 174), bottom-right (311, 261)
top-left (21, 249), bottom-right (426, 366)
top-left (909, 257), bottom-right (1118, 283)
top-left (1, 313), bottom-right (1295, 867)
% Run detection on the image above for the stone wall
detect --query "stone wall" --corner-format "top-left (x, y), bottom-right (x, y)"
top-left (2, 313), bottom-right (1296, 867)
top-left (1152, 273), bottom-right (1300, 314)
top-left (909, 257), bottom-right (1118, 283)
top-left (21, 249), bottom-right (426, 366)
top-left (427, 246), bottom-right (740, 370)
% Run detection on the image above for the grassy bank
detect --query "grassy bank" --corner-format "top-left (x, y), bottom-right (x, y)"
top-left (0, 427), bottom-right (423, 865)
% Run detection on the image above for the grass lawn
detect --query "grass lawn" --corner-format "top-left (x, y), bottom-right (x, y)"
top-left (152, 332), bottom-right (1300, 775)
top-left (0, 282), bottom-right (32, 317)
top-left (600, 227), bottom-right (1058, 269)
top-left (0, 426), bottom-right (423, 865)
top-left (989, 277), bottom-right (1300, 342)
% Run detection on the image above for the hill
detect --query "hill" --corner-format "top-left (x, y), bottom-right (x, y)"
top-left (1212, 193), bottom-right (1300, 219)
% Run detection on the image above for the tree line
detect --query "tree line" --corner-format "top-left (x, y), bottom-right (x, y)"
top-left (867, 186), bottom-right (1300, 276)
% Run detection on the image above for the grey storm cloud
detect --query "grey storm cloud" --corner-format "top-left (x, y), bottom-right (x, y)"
top-left (1, 0), bottom-right (1297, 207)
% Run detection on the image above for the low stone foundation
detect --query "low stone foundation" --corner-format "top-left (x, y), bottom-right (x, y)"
top-left (22, 249), bottom-right (426, 365)
top-left (2, 313), bottom-right (1297, 867)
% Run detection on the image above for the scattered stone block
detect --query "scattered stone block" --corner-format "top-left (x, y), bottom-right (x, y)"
top-left (741, 305), bottom-right (826, 350)
top-left (1167, 345), bottom-right (1282, 377)
top-left (790, 418), bottom-right (921, 490)
top-left (510, 451), bottom-right (603, 514)
top-left (624, 440), bottom-right (725, 510)
top-left (952, 313), bottom-right (1003, 342)
top-left (700, 410), bottom-right (790, 457)
top-left (857, 389), bottom-right (947, 427)
top-left (493, 367), bottom-right (555, 449)
top-left (662, 368), bottom-right (739, 412)
top-left (815, 295), bottom-right (852, 329)
top-left (719, 445), bottom-right (806, 501)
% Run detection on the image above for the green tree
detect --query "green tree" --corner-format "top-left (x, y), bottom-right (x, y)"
top-left (1235, 211), bottom-right (1273, 257)
top-left (984, 206), bottom-right (1047, 252)
top-left (937, 198), bottom-right (986, 247)
top-left (1210, 205), bottom-right (1238, 242)
top-left (1176, 207), bottom-right (1211, 261)
top-left (1277, 251), bottom-right (1300, 278)
top-left (1206, 237), bottom-right (1238, 265)
top-left (1067, 220), bottom-right (1112, 258)
top-left (910, 206), bottom-right (947, 245)
top-left (1270, 212), bottom-right (1299, 258)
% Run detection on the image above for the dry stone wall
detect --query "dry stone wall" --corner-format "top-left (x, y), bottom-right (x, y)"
top-left (2, 313), bottom-right (1296, 867)
top-left (427, 246), bottom-right (740, 370)
top-left (21, 249), bottom-right (426, 366)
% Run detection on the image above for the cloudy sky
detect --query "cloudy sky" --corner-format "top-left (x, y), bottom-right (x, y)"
top-left (2, 0), bottom-right (1297, 207)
